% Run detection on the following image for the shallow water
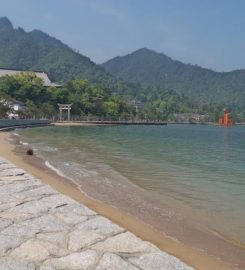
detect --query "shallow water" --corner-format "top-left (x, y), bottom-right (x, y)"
top-left (18, 124), bottom-right (245, 247)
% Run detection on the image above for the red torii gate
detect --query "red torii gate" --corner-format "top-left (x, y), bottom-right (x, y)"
top-left (219, 109), bottom-right (233, 127)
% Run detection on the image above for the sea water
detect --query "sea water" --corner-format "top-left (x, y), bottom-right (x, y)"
top-left (18, 124), bottom-right (245, 247)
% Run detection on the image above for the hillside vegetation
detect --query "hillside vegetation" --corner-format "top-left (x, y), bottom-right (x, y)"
top-left (0, 17), bottom-right (135, 94)
top-left (0, 73), bottom-right (133, 120)
top-left (102, 48), bottom-right (245, 111)
top-left (0, 17), bottom-right (244, 121)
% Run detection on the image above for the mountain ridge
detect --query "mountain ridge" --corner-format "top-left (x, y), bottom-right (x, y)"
top-left (101, 48), bottom-right (245, 109)
top-left (0, 17), bottom-right (244, 111)
top-left (0, 16), bottom-right (137, 96)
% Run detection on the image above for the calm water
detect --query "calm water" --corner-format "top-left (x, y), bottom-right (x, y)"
top-left (18, 125), bottom-right (245, 244)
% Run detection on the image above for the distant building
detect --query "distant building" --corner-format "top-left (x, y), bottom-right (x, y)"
top-left (0, 68), bottom-right (61, 87)
top-left (129, 99), bottom-right (145, 112)
top-left (6, 100), bottom-right (26, 119)
top-left (0, 98), bottom-right (26, 119)
top-left (11, 100), bottom-right (26, 112)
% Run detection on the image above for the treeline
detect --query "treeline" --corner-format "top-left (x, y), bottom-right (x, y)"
top-left (0, 73), bottom-right (244, 122)
top-left (134, 85), bottom-right (245, 122)
top-left (1, 18), bottom-right (244, 122)
top-left (102, 48), bottom-right (245, 113)
top-left (0, 73), bottom-right (134, 120)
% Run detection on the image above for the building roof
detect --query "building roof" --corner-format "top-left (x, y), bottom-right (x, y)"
top-left (0, 68), bottom-right (61, 87)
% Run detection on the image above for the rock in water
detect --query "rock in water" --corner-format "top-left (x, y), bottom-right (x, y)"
top-left (26, 149), bottom-right (34, 155)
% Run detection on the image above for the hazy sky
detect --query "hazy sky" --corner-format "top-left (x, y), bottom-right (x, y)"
top-left (1, 0), bottom-right (245, 71)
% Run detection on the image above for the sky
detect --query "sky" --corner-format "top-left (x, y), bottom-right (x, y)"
top-left (1, 0), bottom-right (245, 71)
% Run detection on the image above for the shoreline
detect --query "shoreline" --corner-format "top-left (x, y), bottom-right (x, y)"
top-left (0, 131), bottom-right (240, 270)
top-left (0, 143), bottom-right (193, 269)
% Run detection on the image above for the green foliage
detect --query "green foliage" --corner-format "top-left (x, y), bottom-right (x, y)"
top-left (0, 17), bottom-right (136, 95)
top-left (102, 96), bottom-right (133, 120)
top-left (0, 90), bottom-right (11, 117)
top-left (0, 18), bottom-right (244, 121)
top-left (0, 73), bottom-right (133, 120)
top-left (0, 73), bottom-right (56, 118)
top-left (1, 72), bottom-right (243, 122)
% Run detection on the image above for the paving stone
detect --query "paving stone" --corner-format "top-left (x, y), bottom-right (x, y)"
top-left (0, 219), bottom-right (13, 231)
top-left (51, 203), bottom-right (96, 225)
top-left (0, 163), bottom-right (16, 170)
top-left (128, 252), bottom-right (194, 270)
top-left (91, 232), bottom-right (159, 253)
top-left (43, 250), bottom-right (98, 270)
top-left (0, 202), bottom-right (18, 213)
top-left (40, 266), bottom-right (56, 270)
top-left (96, 252), bottom-right (139, 270)
top-left (54, 211), bottom-right (89, 226)
top-left (0, 167), bottom-right (26, 177)
top-left (0, 157), bottom-right (193, 270)
top-left (2, 194), bottom-right (73, 222)
top-left (0, 234), bottom-right (25, 256)
top-left (0, 257), bottom-right (35, 270)
top-left (76, 216), bottom-right (124, 236)
top-left (0, 180), bottom-right (40, 197)
top-left (0, 200), bottom-right (51, 221)
top-left (1, 222), bottom-right (38, 239)
top-left (12, 185), bottom-right (58, 200)
top-left (39, 193), bottom-right (75, 206)
top-left (51, 206), bottom-right (92, 226)
top-left (36, 231), bottom-right (67, 247)
top-left (0, 194), bottom-right (19, 205)
top-left (68, 229), bottom-right (105, 251)
top-left (1, 214), bottom-right (69, 238)
top-left (11, 239), bottom-right (68, 262)
top-left (0, 175), bottom-right (34, 182)
top-left (22, 214), bottom-right (70, 232)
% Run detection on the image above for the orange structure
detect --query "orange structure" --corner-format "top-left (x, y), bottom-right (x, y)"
top-left (219, 109), bottom-right (233, 127)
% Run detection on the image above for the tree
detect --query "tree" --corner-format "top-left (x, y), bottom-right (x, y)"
top-left (25, 100), bottom-right (38, 119)
top-left (0, 90), bottom-right (11, 118)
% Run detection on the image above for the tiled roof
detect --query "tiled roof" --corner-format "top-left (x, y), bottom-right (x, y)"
top-left (0, 68), bottom-right (61, 87)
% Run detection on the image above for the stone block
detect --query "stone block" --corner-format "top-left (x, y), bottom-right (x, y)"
top-left (91, 232), bottom-right (159, 253)
top-left (0, 258), bottom-right (35, 270)
top-left (96, 253), bottom-right (138, 270)
top-left (128, 252), bottom-right (194, 270)
top-left (0, 235), bottom-right (24, 256)
top-left (68, 229), bottom-right (105, 251)
top-left (11, 239), bottom-right (68, 262)
top-left (44, 250), bottom-right (98, 270)
top-left (36, 231), bottom-right (67, 247)
top-left (76, 216), bottom-right (124, 236)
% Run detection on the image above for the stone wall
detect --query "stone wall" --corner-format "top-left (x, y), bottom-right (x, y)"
top-left (0, 119), bottom-right (51, 129)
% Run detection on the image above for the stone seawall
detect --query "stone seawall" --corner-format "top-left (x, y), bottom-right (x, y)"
top-left (0, 119), bottom-right (51, 130)
top-left (0, 156), bottom-right (193, 270)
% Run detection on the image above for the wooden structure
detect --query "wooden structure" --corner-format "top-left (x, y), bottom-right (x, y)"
top-left (58, 104), bottom-right (72, 121)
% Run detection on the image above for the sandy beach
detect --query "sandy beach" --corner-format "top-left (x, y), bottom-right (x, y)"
top-left (0, 130), bottom-right (240, 270)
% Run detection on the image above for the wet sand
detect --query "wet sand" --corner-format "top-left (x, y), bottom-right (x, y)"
top-left (0, 131), bottom-right (242, 270)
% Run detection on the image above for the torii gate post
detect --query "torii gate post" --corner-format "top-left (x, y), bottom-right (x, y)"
top-left (58, 104), bottom-right (72, 121)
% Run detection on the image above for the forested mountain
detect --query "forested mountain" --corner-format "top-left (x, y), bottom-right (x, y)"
top-left (102, 48), bottom-right (245, 110)
top-left (0, 17), bottom-right (244, 121)
top-left (0, 17), bottom-right (135, 94)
